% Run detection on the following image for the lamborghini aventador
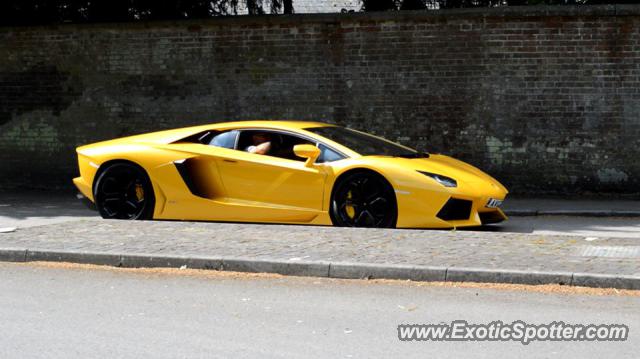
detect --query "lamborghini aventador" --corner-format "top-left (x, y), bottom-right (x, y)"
top-left (73, 121), bottom-right (508, 228)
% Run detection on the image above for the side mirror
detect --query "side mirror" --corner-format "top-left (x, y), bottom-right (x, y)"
top-left (293, 144), bottom-right (321, 167)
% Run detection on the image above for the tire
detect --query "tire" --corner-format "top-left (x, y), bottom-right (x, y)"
top-left (93, 162), bottom-right (155, 220)
top-left (330, 171), bottom-right (397, 228)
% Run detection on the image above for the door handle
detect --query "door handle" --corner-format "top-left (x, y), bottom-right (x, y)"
top-left (223, 159), bottom-right (237, 163)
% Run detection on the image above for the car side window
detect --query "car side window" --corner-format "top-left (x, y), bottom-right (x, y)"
top-left (209, 130), bottom-right (238, 149)
top-left (316, 143), bottom-right (346, 163)
top-left (237, 130), bottom-right (315, 162)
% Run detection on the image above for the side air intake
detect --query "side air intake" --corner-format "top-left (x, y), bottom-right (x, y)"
top-left (436, 198), bottom-right (472, 221)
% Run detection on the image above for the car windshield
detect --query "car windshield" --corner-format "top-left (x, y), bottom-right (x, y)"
top-left (305, 126), bottom-right (426, 158)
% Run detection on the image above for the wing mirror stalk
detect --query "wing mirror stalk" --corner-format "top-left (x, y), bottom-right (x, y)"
top-left (293, 144), bottom-right (321, 167)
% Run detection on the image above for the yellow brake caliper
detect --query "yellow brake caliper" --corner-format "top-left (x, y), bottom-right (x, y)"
top-left (345, 191), bottom-right (355, 219)
top-left (135, 183), bottom-right (145, 202)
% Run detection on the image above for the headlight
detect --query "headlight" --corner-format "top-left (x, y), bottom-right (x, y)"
top-left (418, 171), bottom-right (457, 188)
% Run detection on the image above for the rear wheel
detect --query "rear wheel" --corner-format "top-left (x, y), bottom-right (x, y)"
top-left (94, 163), bottom-right (155, 220)
top-left (330, 171), bottom-right (397, 228)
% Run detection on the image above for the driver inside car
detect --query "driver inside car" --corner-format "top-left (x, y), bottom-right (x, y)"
top-left (245, 132), bottom-right (272, 155)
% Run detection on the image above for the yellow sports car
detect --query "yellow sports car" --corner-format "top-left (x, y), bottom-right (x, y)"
top-left (73, 121), bottom-right (508, 229)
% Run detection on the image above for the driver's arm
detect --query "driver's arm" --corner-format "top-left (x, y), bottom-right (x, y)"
top-left (247, 141), bottom-right (271, 155)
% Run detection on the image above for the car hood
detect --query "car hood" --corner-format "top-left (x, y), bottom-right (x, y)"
top-left (370, 154), bottom-right (508, 194)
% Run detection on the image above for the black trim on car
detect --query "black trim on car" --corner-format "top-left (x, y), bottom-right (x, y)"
top-left (436, 198), bottom-right (473, 221)
top-left (479, 211), bottom-right (506, 225)
top-left (174, 160), bottom-right (207, 198)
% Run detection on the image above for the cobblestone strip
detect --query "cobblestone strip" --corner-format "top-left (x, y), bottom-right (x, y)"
top-left (0, 219), bottom-right (638, 289)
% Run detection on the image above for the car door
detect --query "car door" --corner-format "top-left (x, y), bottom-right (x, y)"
top-left (215, 129), bottom-right (327, 211)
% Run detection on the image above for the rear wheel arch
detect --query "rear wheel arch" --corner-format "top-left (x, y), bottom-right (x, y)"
top-left (93, 160), bottom-right (156, 220)
top-left (92, 159), bottom-right (148, 190)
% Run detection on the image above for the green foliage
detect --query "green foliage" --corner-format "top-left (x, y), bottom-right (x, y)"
top-left (0, 0), bottom-right (293, 25)
top-left (1, 0), bottom-right (639, 25)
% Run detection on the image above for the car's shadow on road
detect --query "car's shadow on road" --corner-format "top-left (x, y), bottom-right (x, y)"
top-left (458, 225), bottom-right (506, 232)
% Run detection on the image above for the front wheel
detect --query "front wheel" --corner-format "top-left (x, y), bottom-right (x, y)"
top-left (93, 163), bottom-right (155, 220)
top-left (330, 171), bottom-right (397, 228)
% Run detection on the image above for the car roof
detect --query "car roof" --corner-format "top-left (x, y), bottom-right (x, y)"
top-left (78, 120), bottom-right (348, 153)
top-left (209, 120), bottom-right (335, 131)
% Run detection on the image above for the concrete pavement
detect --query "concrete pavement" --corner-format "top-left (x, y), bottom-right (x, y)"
top-left (0, 262), bottom-right (637, 359)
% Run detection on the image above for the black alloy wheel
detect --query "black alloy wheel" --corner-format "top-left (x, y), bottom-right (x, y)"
top-left (330, 171), bottom-right (397, 228)
top-left (94, 163), bottom-right (155, 220)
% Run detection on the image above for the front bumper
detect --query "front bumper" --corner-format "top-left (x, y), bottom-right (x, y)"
top-left (394, 184), bottom-right (508, 228)
top-left (433, 196), bottom-right (508, 228)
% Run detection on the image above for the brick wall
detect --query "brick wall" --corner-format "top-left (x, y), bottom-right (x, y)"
top-left (1, 6), bottom-right (639, 196)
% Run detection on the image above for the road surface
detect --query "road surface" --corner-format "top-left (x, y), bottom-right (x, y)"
top-left (0, 262), bottom-right (637, 358)
top-left (0, 193), bottom-right (639, 238)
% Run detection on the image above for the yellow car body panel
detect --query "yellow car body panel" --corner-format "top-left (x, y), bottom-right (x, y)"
top-left (73, 120), bottom-right (508, 228)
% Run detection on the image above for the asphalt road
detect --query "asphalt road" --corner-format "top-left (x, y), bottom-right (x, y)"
top-left (2, 193), bottom-right (639, 238)
top-left (481, 215), bottom-right (640, 239)
top-left (0, 262), bottom-right (638, 358)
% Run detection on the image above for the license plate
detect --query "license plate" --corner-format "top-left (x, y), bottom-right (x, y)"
top-left (486, 198), bottom-right (503, 208)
